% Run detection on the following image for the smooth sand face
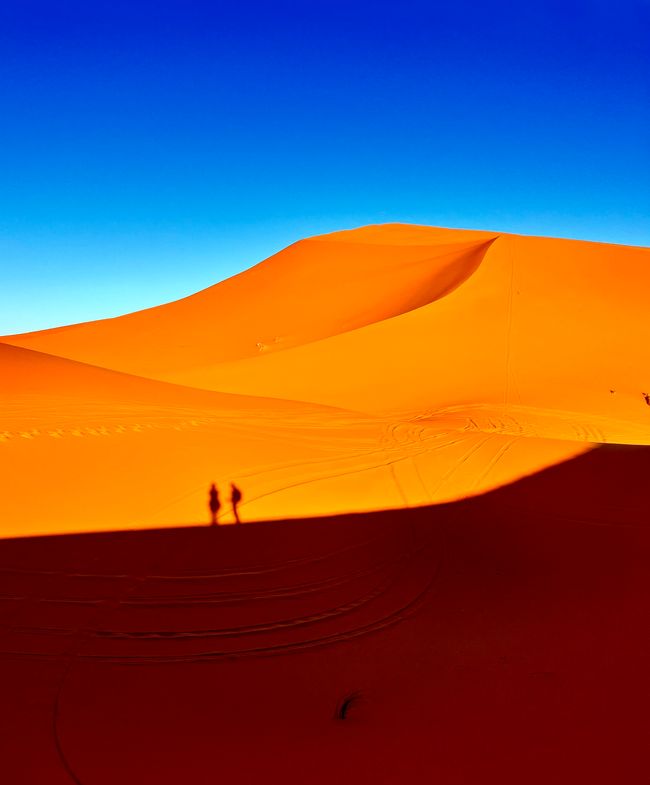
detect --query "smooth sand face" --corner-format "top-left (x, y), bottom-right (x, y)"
top-left (3, 226), bottom-right (497, 375)
top-left (2, 224), bottom-right (650, 535)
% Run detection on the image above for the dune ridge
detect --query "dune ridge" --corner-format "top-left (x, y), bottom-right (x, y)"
top-left (3, 228), bottom-right (496, 376)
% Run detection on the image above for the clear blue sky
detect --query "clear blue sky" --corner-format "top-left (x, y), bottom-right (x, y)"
top-left (1, 0), bottom-right (648, 334)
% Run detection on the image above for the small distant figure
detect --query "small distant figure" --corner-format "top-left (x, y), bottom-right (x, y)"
top-left (643, 392), bottom-right (650, 407)
top-left (208, 483), bottom-right (220, 526)
top-left (231, 483), bottom-right (242, 524)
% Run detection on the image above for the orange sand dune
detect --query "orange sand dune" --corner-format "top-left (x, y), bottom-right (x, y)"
top-left (1, 445), bottom-right (649, 784)
top-left (2, 225), bottom-right (650, 536)
top-left (6, 225), bottom-right (649, 433)
top-left (161, 230), bottom-right (650, 434)
top-left (0, 341), bottom-right (586, 536)
top-left (3, 226), bottom-right (496, 376)
top-left (2, 224), bottom-right (650, 783)
top-left (0, 342), bottom-right (381, 534)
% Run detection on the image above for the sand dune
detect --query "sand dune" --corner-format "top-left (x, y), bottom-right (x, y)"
top-left (161, 230), bottom-right (650, 432)
top-left (2, 224), bottom-right (649, 536)
top-left (2, 224), bottom-right (649, 782)
top-left (8, 226), bottom-right (650, 429)
top-left (0, 340), bottom-right (588, 536)
top-left (6, 226), bottom-right (650, 434)
top-left (3, 227), bottom-right (496, 375)
top-left (0, 342), bottom-right (385, 535)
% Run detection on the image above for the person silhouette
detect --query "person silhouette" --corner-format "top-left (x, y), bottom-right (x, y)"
top-left (208, 483), bottom-right (220, 526)
top-left (231, 483), bottom-right (242, 524)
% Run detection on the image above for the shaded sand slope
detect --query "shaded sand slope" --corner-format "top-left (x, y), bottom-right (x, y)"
top-left (1, 340), bottom-right (316, 410)
top-left (3, 226), bottom-right (496, 376)
top-left (1, 342), bottom-right (592, 536)
top-left (1, 445), bottom-right (648, 784)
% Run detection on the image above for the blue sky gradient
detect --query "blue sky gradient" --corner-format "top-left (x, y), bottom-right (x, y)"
top-left (1, 0), bottom-right (649, 333)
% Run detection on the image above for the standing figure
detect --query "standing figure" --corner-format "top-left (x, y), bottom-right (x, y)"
top-left (231, 483), bottom-right (242, 524)
top-left (209, 483), bottom-right (220, 526)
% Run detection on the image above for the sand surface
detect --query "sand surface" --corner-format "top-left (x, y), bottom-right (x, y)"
top-left (4, 224), bottom-right (650, 534)
top-left (1, 224), bottom-right (649, 782)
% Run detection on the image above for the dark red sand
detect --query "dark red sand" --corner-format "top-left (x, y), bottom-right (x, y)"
top-left (1, 445), bottom-right (649, 784)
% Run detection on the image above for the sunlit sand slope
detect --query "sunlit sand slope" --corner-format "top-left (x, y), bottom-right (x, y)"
top-left (7, 225), bottom-right (649, 441)
top-left (1, 446), bottom-right (648, 784)
top-left (161, 230), bottom-right (650, 440)
top-left (2, 225), bottom-right (649, 535)
top-left (4, 226), bottom-right (496, 376)
top-left (0, 342), bottom-right (587, 536)
top-left (0, 343), bottom-right (379, 535)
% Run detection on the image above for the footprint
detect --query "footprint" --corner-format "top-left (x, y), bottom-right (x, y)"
top-left (335, 691), bottom-right (363, 721)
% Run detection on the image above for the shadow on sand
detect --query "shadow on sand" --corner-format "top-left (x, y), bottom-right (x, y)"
top-left (0, 444), bottom-right (649, 785)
